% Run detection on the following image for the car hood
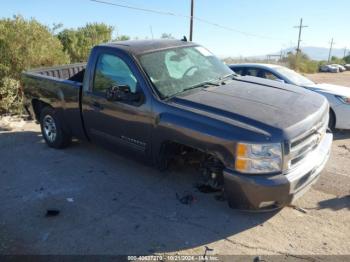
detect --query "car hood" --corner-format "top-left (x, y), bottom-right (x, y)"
top-left (306, 83), bottom-right (350, 97)
top-left (170, 76), bottom-right (328, 141)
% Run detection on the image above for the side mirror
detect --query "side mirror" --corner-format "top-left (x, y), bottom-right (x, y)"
top-left (106, 84), bottom-right (142, 102)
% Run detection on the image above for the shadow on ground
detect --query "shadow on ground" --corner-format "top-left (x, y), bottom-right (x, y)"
top-left (0, 126), bottom-right (12, 132)
top-left (0, 131), bottom-right (278, 255)
top-left (317, 195), bottom-right (350, 211)
top-left (333, 130), bottom-right (350, 141)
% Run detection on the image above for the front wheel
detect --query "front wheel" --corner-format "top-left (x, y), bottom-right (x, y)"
top-left (40, 107), bottom-right (71, 149)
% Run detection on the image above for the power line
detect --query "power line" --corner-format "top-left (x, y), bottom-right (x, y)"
top-left (90, 0), bottom-right (286, 41)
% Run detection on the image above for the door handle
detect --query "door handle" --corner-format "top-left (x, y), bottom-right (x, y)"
top-left (92, 101), bottom-right (104, 110)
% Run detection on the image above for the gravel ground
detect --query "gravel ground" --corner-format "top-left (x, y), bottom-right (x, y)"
top-left (307, 71), bottom-right (350, 87)
top-left (0, 76), bottom-right (349, 257)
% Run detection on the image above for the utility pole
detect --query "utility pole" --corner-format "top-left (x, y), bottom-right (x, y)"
top-left (293, 18), bottom-right (308, 56)
top-left (328, 38), bottom-right (334, 63)
top-left (189, 0), bottom-right (194, 41)
top-left (344, 47), bottom-right (347, 58)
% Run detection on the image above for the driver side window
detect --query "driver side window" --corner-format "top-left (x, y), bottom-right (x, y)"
top-left (94, 54), bottom-right (138, 94)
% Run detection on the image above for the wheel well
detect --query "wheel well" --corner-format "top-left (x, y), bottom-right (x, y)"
top-left (32, 99), bottom-right (51, 121)
top-left (329, 108), bottom-right (336, 128)
top-left (159, 141), bottom-right (224, 171)
top-left (159, 141), bottom-right (225, 187)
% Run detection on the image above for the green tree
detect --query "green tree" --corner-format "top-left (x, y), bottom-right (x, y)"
top-left (331, 56), bottom-right (345, 65)
top-left (0, 15), bottom-right (70, 80)
top-left (0, 16), bottom-right (70, 114)
top-left (344, 55), bottom-right (350, 64)
top-left (114, 35), bottom-right (130, 41)
top-left (58, 23), bottom-right (114, 62)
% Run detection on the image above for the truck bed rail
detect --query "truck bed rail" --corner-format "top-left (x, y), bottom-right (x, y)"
top-left (24, 63), bottom-right (86, 83)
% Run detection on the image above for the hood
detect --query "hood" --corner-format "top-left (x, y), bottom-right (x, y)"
top-left (170, 77), bottom-right (328, 141)
top-left (307, 83), bottom-right (350, 97)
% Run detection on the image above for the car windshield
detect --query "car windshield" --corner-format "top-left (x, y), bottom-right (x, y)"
top-left (275, 67), bottom-right (315, 86)
top-left (139, 46), bottom-right (233, 98)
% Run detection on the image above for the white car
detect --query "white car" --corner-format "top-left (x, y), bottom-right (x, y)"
top-left (330, 64), bottom-right (346, 72)
top-left (320, 64), bottom-right (339, 73)
top-left (229, 63), bottom-right (350, 129)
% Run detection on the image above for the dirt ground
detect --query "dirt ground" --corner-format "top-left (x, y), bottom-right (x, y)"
top-left (0, 75), bottom-right (349, 258)
top-left (307, 71), bottom-right (350, 87)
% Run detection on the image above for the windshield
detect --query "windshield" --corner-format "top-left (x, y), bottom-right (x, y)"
top-left (275, 67), bottom-right (315, 86)
top-left (139, 46), bottom-right (233, 98)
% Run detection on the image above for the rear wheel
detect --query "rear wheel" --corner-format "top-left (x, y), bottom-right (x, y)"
top-left (40, 107), bottom-right (71, 148)
top-left (328, 109), bottom-right (336, 130)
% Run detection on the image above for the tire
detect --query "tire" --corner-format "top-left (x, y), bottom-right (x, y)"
top-left (40, 107), bottom-right (71, 149)
top-left (328, 109), bottom-right (336, 131)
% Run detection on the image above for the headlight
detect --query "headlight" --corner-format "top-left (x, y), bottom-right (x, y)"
top-left (336, 95), bottom-right (350, 105)
top-left (235, 143), bottom-right (282, 174)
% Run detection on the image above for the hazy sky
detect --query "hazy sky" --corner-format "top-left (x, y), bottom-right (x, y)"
top-left (1, 0), bottom-right (349, 57)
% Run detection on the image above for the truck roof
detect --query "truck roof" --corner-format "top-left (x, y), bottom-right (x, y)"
top-left (100, 39), bottom-right (196, 55)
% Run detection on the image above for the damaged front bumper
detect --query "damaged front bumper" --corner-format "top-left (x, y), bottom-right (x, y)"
top-left (224, 133), bottom-right (333, 210)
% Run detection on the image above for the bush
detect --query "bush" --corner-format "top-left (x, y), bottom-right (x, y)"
top-left (344, 55), bottom-right (350, 64)
top-left (0, 77), bottom-right (22, 114)
top-left (283, 52), bottom-right (319, 73)
top-left (298, 60), bottom-right (319, 73)
top-left (0, 15), bottom-right (70, 80)
top-left (0, 16), bottom-right (70, 114)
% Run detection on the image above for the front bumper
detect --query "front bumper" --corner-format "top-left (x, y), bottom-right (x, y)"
top-left (224, 133), bottom-right (333, 210)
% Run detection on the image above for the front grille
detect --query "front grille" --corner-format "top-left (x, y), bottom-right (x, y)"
top-left (287, 114), bottom-right (328, 169)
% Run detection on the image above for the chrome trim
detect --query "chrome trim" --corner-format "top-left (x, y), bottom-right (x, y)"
top-left (284, 112), bottom-right (329, 172)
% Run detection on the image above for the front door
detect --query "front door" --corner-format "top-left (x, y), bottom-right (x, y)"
top-left (82, 51), bottom-right (152, 156)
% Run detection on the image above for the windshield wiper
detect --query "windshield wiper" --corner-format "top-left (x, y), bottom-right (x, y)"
top-left (164, 79), bottom-right (221, 100)
top-left (219, 73), bottom-right (238, 82)
top-left (183, 80), bottom-right (221, 92)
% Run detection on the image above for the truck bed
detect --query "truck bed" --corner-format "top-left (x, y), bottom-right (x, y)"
top-left (25, 63), bottom-right (86, 83)
top-left (23, 63), bottom-right (87, 140)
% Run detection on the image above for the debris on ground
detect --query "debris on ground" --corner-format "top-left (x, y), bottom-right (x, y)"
top-left (195, 183), bottom-right (221, 193)
top-left (45, 209), bottom-right (60, 217)
top-left (339, 144), bottom-right (350, 153)
top-left (214, 194), bottom-right (226, 202)
top-left (287, 204), bottom-right (308, 214)
top-left (176, 192), bottom-right (196, 205)
top-left (203, 246), bottom-right (214, 259)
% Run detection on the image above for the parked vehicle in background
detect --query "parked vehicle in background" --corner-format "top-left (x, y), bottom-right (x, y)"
top-left (343, 64), bottom-right (350, 71)
top-left (331, 64), bottom-right (346, 72)
top-left (320, 64), bottom-right (339, 73)
top-left (229, 63), bottom-right (350, 130)
top-left (23, 40), bottom-right (332, 210)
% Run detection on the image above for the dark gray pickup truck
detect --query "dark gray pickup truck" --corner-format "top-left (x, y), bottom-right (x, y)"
top-left (23, 40), bottom-right (333, 210)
